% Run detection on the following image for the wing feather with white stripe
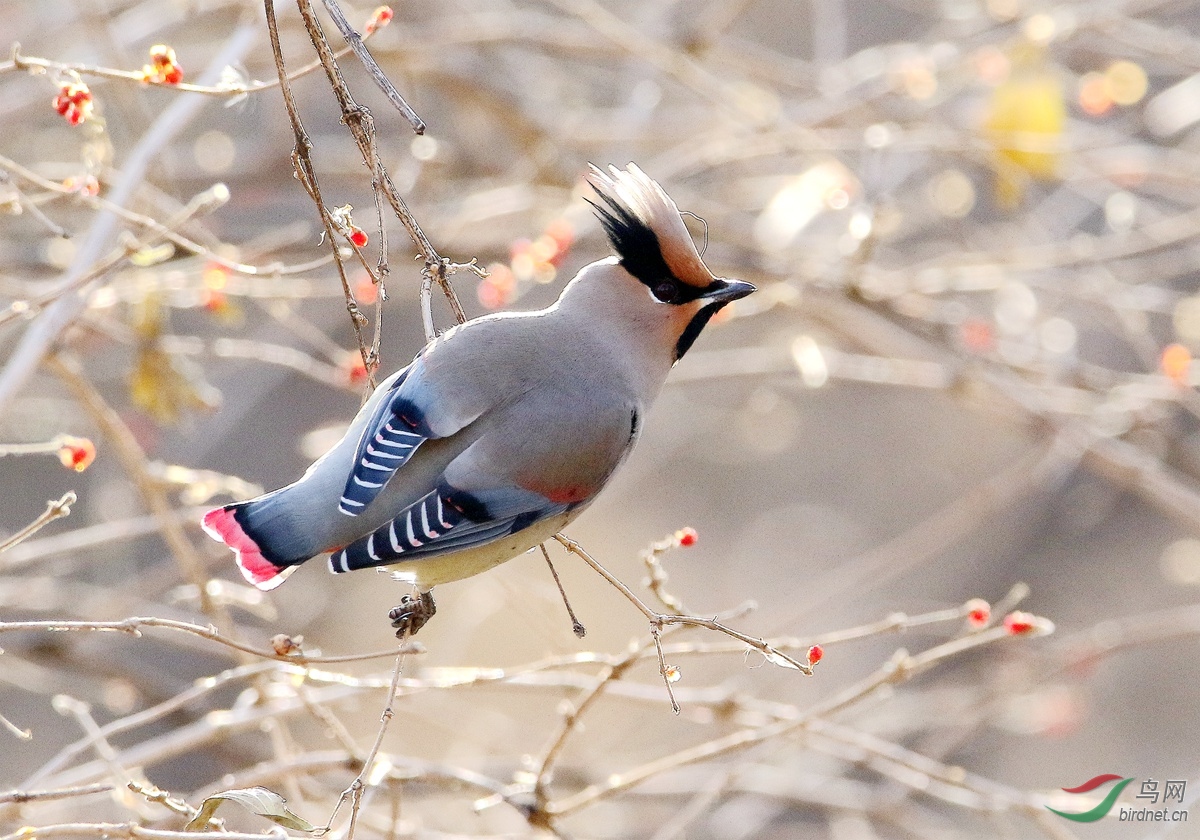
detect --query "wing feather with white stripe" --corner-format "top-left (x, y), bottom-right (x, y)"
top-left (337, 367), bottom-right (431, 515)
top-left (330, 483), bottom-right (568, 572)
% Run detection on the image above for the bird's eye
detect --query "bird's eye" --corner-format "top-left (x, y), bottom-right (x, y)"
top-left (652, 280), bottom-right (679, 303)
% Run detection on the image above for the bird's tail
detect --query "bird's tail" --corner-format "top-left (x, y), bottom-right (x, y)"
top-left (201, 491), bottom-right (315, 590)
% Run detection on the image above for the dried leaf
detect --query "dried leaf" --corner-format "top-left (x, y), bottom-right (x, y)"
top-left (129, 346), bottom-right (221, 425)
top-left (184, 786), bottom-right (315, 832)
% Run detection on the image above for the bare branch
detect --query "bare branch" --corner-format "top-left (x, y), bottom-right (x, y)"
top-left (0, 492), bottom-right (75, 553)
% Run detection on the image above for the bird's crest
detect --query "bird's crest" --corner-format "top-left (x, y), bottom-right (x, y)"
top-left (586, 164), bottom-right (714, 289)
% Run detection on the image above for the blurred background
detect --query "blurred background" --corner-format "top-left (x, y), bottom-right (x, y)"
top-left (2, 0), bottom-right (1199, 837)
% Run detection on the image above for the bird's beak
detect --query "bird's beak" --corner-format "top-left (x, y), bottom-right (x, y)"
top-left (703, 278), bottom-right (756, 305)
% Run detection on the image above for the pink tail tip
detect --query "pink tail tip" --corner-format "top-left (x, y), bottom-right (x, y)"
top-left (201, 507), bottom-right (289, 591)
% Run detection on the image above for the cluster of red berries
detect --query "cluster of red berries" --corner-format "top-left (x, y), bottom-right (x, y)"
top-left (53, 44), bottom-right (185, 125)
top-left (52, 81), bottom-right (93, 126)
top-left (964, 598), bottom-right (1038, 635)
top-left (363, 5), bottom-right (394, 36)
top-left (142, 44), bottom-right (183, 85)
top-left (479, 219), bottom-right (575, 309)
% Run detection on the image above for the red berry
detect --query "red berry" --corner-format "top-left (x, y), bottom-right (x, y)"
top-left (965, 598), bottom-right (990, 628)
top-left (545, 217), bottom-right (575, 252)
top-left (1003, 611), bottom-right (1036, 635)
top-left (806, 644), bottom-right (824, 666)
top-left (57, 436), bottom-right (96, 472)
top-left (349, 228), bottom-right (369, 248)
top-left (354, 273), bottom-right (378, 305)
top-left (960, 316), bottom-right (995, 353)
top-left (364, 5), bottom-right (394, 34)
top-left (1162, 343), bottom-right (1192, 387)
top-left (346, 354), bottom-right (369, 385)
top-left (203, 288), bottom-right (228, 312)
top-left (676, 527), bottom-right (698, 547)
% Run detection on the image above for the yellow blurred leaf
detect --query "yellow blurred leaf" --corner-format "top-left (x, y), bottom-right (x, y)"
top-left (982, 45), bottom-right (1065, 207)
top-left (129, 347), bottom-right (221, 425)
top-left (128, 293), bottom-right (221, 425)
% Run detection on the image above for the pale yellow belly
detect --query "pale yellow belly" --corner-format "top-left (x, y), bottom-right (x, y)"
top-left (378, 510), bottom-right (577, 589)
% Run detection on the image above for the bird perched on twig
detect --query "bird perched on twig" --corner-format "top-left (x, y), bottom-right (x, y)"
top-left (202, 164), bottom-right (754, 635)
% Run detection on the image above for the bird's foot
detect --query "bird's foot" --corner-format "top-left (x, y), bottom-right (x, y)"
top-left (389, 591), bottom-right (436, 638)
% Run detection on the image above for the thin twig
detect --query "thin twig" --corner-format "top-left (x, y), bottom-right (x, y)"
top-left (288, 0), bottom-right (469, 340)
top-left (0, 491), bottom-right (75, 553)
top-left (23, 662), bottom-right (280, 789)
top-left (0, 823), bottom-right (297, 840)
top-left (317, 0), bottom-right (425, 133)
top-left (0, 710), bottom-right (32, 741)
top-left (52, 695), bottom-right (131, 790)
top-left (2, 27), bottom-right (389, 98)
top-left (640, 532), bottom-right (688, 615)
top-left (553, 534), bottom-right (812, 673)
top-left (0, 783), bottom-right (113, 805)
top-left (650, 625), bottom-right (681, 714)
top-left (545, 620), bottom-right (1053, 818)
top-left (532, 634), bottom-right (663, 824)
top-left (264, 0), bottom-right (375, 387)
top-left (0, 616), bottom-right (419, 665)
top-left (0, 150), bottom-right (330, 279)
top-left (540, 543), bottom-right (586, 638)
top-left (322, 647), bottom-right (408, 840)
top-left (46, 354), bottom-right (219, 617)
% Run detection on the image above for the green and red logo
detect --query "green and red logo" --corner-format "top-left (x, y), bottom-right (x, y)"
top-left (1047, 774), bottom-right (1135, 822)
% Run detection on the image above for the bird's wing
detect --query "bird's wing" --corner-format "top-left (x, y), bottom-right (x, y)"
top-left (338, 353), bottom-right (489, 516)
top-left (331, 385), bottom-right (638, 572)
top-left (330, 481), bottom-right (568, 572)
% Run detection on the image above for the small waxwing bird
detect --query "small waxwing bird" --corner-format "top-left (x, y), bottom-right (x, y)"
top-left (202, 163), bottom-right (754, 634)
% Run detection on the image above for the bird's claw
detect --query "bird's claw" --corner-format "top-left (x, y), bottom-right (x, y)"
top-left (389, 591), bottom-right (436, 637)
